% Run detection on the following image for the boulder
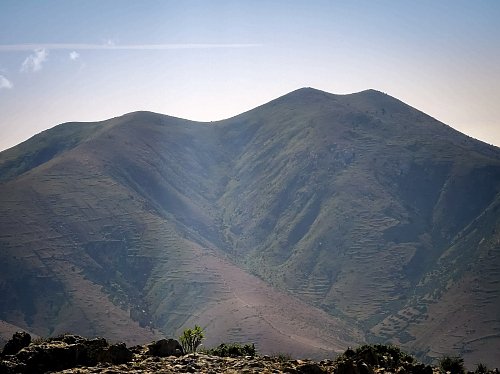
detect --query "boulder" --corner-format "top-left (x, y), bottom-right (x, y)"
top-left (357, 360), bottom-right (374, 374)
top-left (54, 334), bottom-right (87, 345)
top-left (148, 338), bottom-right (184, 357)
top-left (15, 342), bottom-right (83, 373)
top-left (0, 356), bottom-right (25, 374)
top-left (2, 332), bottom-right (31, 356)
top-left (336, 360), bottom-right (360, 374)
top-left (79, 337), bottom-right (109, 365)
top-left (97, 342), bottom-right (133, 364)
top-left (296, 362), bottom-right (326, 373)
top-left (9, 335), bottom-right (113, 372)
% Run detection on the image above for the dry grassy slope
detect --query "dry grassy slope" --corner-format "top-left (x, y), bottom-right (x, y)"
top-left (212, 88), bottom-right (500, 365)
top-left (0, 109), bottom-right (361, 357)
top-left (1, 88), bottom-right (500, 365)
top-left (373, 193), bottom-right (500, 367)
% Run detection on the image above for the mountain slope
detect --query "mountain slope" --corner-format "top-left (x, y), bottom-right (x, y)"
top-left (213, 88), bottom-right (500, 365)
top-left (1, 88), bottom-right (499, 366)
top-left (0, 109), bottom-right (361, 357)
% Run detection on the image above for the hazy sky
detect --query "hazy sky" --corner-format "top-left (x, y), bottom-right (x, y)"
top-left (1, 0), bottom-right (499, 151)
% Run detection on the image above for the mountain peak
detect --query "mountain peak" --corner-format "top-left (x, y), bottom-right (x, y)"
top-left (2, 88), bottom-right (500, 367)
top-left (275, 87), bottom-right (394, 108)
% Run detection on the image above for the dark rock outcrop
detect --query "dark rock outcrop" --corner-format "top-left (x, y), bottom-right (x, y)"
top-left (296, 362), bottom-right (326, 373)
top-left (0, 332), bottom-right (133, 373)
top-left (147, 338), bottom-right (184, 357)
top-left (1, 331), bottom-right (31, 355)
top-left (15, 341), bottom-right (83, 373)
top-left (1, 335), bottom-right (497, 373)
top-left (93, 342), bottom-right (133, 364)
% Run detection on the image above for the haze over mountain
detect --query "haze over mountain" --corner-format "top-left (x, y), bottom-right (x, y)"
top-left (1, 88), bottom-right (499, 367)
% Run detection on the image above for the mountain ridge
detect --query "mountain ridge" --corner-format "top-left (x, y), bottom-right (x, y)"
top-left (1, 87), bottom-right (499, 367)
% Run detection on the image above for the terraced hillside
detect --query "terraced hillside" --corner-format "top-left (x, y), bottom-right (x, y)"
top-left (0, 109), bottom-right (361, 358)
top-left (1, 88), bottom-right (499, 366)
top-left (214, 89), bottom-right (500, 366)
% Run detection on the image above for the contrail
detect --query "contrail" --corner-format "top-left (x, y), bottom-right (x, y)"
top-left (0, 43), bottom-right (262, 51)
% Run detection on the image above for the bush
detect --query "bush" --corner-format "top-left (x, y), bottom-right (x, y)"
top-left (204, 342), bottom-right (256, 357)
top-left (439, 355), bottom-right (465, 374)
top-left (272, 352), bottom-right (292, 362)
top-left (475, 363), bottom-right (488, 374)
top-left (335, 344), bottom-right (415, 369)
top-left (179, 325), bottom-right (204, 354)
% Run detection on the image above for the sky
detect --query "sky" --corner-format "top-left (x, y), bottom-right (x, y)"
top-left (1, 0), bottom-right (500, 151)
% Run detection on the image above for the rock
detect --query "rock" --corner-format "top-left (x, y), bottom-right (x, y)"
top-left (0, 338), bottom-right (462, 374)
top-left (97, 342), bottom-right (132, 364)
top-left (2, 331), bottom-right (31, 355)
top-left (147, 338), bottom-right (184, 357)
top-left (336, 359), bottom-right (360, 374)
top-left (81, 337), bottom-right (110, 365)
top-left (0, 357), bottom-right (25, 374)
top-left (296, 362), bottom-right (326, 373)
top-left (55, 334), bottom-right (88, 345)
top-left (3, 335), bottom-right (119, 372)
top-left (357, 360), bottom-right (374, 374)
top-left (15, 341), bottom-right (83, 373)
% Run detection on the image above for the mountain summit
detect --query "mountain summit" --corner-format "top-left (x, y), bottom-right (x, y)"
top-left (1, 88), bottom-right (499, 367)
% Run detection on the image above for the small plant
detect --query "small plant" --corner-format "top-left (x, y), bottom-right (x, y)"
top-left (179, 325), bottom-right (204, 354)
top-left (272, 352), bottom-right (292, 362)
top-left (439, 355), bottom-right (465, 374)
top-left (475, 363), bottom-right (488, 374)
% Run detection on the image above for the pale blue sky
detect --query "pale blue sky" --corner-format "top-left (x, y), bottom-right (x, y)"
top-left (1, 0), bottom-right (499, 150)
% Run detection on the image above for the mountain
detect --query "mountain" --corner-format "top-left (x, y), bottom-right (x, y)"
top-left (1, 88), bottom-right (499, 367)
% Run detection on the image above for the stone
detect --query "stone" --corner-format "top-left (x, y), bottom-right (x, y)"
top-left (16, 342), bottom-right (83, 373)
top-left (147, 338), bottom-right (184, 357)
top-left (357, 360), bottom-right (374, 374)
top-left (0, 357), bottom-right (25, 374)
top-left (2, 331), bottom-right (31, 356)
top-left (336, 360), bottom-right (360, 374)
top-left (296, 362), bottom-right (326, 373)
top-left (0, 337), bottom-right (462, 374)
top-left (97, 342), bottom-right (133, 364)
top-left (80, 337), bottom-right (110, 365)
top-left (57, 334), bottom-right (88, 345)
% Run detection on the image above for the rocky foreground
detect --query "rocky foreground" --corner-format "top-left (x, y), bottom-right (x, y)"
top-left (0, 332), bottom-right (494, 373)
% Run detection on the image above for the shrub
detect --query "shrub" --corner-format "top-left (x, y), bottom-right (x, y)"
top-left (335, 344), bottom-right (415, 370)
top-left (179, 325), bottom-right (204, 354)
top-left (204, 342), bottom-right (256, 357)
top-left (439, 355), bottom-right (465, 374)
top-left (475, 363), bottom-right (488, 374)
top-left (272, 352), bottom-right (292, 362)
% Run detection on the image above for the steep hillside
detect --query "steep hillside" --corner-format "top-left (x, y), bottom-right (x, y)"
top-left (214, 88), bottom-right (500, 366)
top-left (1, 88), bottom-right (499, 366)
top-left (0, 110), bottom-right (360, 358)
